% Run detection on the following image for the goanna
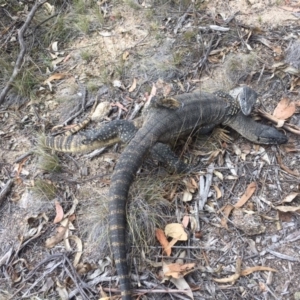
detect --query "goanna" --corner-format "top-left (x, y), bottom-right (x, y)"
top-left (45, 89), bottom-right (287, 300)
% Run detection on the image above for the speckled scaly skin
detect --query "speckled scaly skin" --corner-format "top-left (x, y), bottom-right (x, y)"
top-left (44, 90), bottom-right (288, 300)
top-left (108, 90), bottom-right (287, 300)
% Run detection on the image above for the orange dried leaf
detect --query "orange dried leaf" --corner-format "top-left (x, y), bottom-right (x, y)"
top-left (241, 266), bottom-right (277, 276)
top-left (275, 205), bottom-right (300, 213)
top-left (213, 273), bottom-right (240, 283)
top-left (164, 262), bottom-right (195, 278)
top-left (220, 204), bottom-right (234, 229)
top-left (45, 224), bottom-right (68, 248)
top-left (234, 182), bottom-right (256, 208)
top-left (182, 215), bottom-right (190, 228)
top-left (276, 154), bottom-right (299, 176)
top-left (213, 185), bottom-right (222, 199)
top-left (128, 78), bottom-right (136, 92)
top-left (189, 177), bottom-right (198, 189)
top-left (273, 97), bottom-right (296, 120)
top-left (259, 282), bottom-right (267, 292)
top-left (155, 228), bottom-right (171, 256)
top-left (43, 73), bottom-right (68, 84)
top-left (53, 201), bottom-right (64, 224)
top-left (112, 102), bottom-right (128, 112)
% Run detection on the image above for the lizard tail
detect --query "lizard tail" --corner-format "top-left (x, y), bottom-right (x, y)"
top-left (109, 130), bottom-right (156, 300)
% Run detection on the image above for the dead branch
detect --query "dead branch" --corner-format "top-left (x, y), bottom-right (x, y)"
top-left (0, 0), bottom-right (47, 105)
top-left (0, 179), bottom-right (13, 206)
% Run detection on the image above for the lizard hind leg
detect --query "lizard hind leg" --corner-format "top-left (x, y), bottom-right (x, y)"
top-left (150, 143), bottom-right (191, 173)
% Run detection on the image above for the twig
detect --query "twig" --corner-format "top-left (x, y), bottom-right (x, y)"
top-left (258, 108), bottom-right (300, 135)
top-left (174, 4), bottom-right (193, 34)
top-left (194, 35), bottom-right (220, 74)
top-left (84, 147), bottom-right (107, 159)
top-left (63, 86), bottom-right (88, 125)
top-left (0, 179), bottom-right (13, 206)
top-left (0, 0), bottom-right (47, 105)
top-left (24, 13), bottom-right (60, 37)
top-left (14, 151), bottom-right (34, 163)
top-left (102, 286), bottom-right (201, 296)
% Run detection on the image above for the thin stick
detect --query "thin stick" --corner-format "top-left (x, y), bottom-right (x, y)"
top-left (0, 179), bottom-right (13, 206)
top-left (0, 0), bottom-right (47, 105)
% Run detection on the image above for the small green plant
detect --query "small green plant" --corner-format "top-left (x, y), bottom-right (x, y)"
top-left (32, 179), bottom-right (57, 200)
top-left (12, 67), bottom-right (39, 98)
top-left (74, 0), bottom-right (89, 14)
top-left (87, 81), bottom-right (99, 92)
top-left (75, 15), bottom-right (91, 34)
top-left (172, 50), bottom-right (185, 66)
top-left (258, 15), bottom-right (262, 24)
top-left (145, 9), bottom-right (154, 20)
top-left (125, 0), bottom-right (141, 10)
top-left (183, 30), bottom-right (197, 43)
top-left (36, 136), bottom-right (62, 173)
top-left (80, 50), bottom-right (93, 62)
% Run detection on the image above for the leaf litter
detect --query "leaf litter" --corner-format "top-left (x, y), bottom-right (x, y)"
top-left (2, 0), bottom-right (300, 299)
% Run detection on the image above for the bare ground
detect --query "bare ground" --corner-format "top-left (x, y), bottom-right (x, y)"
top-left (1, 0), bottom-right (300, 299)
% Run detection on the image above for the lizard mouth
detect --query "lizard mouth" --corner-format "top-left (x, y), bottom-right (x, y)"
top-left (257, 127), bottom-right (288, 144)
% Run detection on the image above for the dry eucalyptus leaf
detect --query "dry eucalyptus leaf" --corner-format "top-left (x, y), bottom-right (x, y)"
top-left (182, 190), bottom-right (193, 202)
top-left (128, 78), bottom-right (137, 92)
top-left (155, 228), bottom-right (171, 256)
top-left (122, 51), bottom-right (129, 61)
top-left (189, 216), bottom-right (197, 232)
top-left (165, 223), bottom-right (188, 241)
top-left (91, 102), bottom-right (111, 121)
top-left (45, 223), bottom-right (68, 248)
top-left (275, 205), bottom-right (300, 213)
top-left (260, 153), bottom-right (270, 165)
top-left (113, 80), bottom-right (122, 88)
top-left (99, 31), bottom-right (112, 37)
top-left (170, 277), bottom-right (194, 299)
top-left (241, 266), bottom-right (277, 276)
top-left (273, 97), bottom-right (296, 120)
top-left (67, 235), bottom-right (83, 267)
top-left (282, 192), bottom-right (299, 203)
top-left (43, 2), bottom-right (55, 15)
top-left (220, 204), bottom-right (234, 229)
top-left (234, 182), bottom-right (256, 208)
top-left (53, 200), bottom-right (64, 224)
top-left (51, 41), bottom-right (58, 52)
top-left (182, 215), bottom-right (190, 228)
top-left (213, 170), bottom-right (223, 180)
top-left (226, 175), bottom-right (239, 180)
top-left (163, 262), bottom-right (196, 278)
top-left (232, 144), bottom-right (242, 156)
top-left (213, 185), bottom-right (222, 199)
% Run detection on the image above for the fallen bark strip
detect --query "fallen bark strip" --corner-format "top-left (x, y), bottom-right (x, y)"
top-left (0, 0), bottom-right (47, 105)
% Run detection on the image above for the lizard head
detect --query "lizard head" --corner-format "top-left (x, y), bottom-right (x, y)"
top-left (253, 124), bottom-right (288, 145)
top-left (227, 112), bottom-right (288, 145)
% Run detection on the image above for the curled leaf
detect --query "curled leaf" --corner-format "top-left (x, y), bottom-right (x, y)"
top-left (155, 228), bottom-right (171, 256)
top-left (273, 97), bottom-right (296, 120)
top-left (165, 223), bottom-right (188, 241)
top-left (234, 182), bottom-right (256, 208)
